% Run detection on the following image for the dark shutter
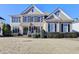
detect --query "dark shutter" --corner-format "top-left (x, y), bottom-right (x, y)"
top-left (61, 24), bottom-right (63, 32)
top-left (48, 23), bottom-right (50, 32)
top-left (68, 24), bottom-right (70, 32)
top-left (55, 23), bottom-right (56, 32)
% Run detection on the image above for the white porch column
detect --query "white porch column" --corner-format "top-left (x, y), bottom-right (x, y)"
top-left (19, 16), bottom-right (23, 35)
top-left (11, 25), bottom-right (13, 32)
top-left (43, 22), bottom-right (48, 32)
top-left (70, 23), bottom-right (72, 32)
top-left (67, 24), bottom-right (68, 32)
top-left (57, 23), bottom-right (60, 32)
top-left (10, 16), bottom-right (13, 33)
top-left (20, 16), bottom-right (23, 23)
top-left (19, 26), bottom-right (23, 35)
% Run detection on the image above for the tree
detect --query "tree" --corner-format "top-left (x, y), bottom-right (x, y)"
top-left (2, 24), bottom-right (11, 36)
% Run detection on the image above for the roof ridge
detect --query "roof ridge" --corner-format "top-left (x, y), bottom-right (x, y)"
top-left (21, 4), bottom-right (44, 15)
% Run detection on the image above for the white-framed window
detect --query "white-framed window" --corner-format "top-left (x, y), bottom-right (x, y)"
top-left (12, 17), bottom-right (20, 23)
top-left (48, 23), bottom-right (55, 32)
top-left (32, 8), bottom-right (34, 12)
top-left (28, 16), bottom-right (33, 22)
top-left (23, 16), bottom-right (28, 22)
top-left (63, 23), bottom-right (68, 32)
top-left (34, 16), bottom-right (40, 22)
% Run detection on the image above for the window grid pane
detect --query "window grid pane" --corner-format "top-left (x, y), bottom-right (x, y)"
top-left (23, 16), bottom-right (28, 22)
top-left (34, 16), bottom-right (40, 22)
top-left (63, 23), bottom-right (68, 32)
top-left (12, 17), bottom-right (20, 23)
top-left (28, 16), bottom-right (33, 22)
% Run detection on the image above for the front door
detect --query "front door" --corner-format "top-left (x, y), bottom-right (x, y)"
top-left (23, 27), bottom-right (28, 35)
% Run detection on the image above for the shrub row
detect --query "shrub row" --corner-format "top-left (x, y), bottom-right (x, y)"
top-left (39, 29), bottom-right (79, 38)
top-left (46, 32), bottom-right (79, 38)
top-left (32, 29), bottom-right (79, 38)
top-left (32, 33), bottom-right (40, 38)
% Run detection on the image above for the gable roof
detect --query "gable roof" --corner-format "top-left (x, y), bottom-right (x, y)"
top-left (45, 13), bottom-right (61, 22)
top-left (53, 8), bottom-right (73, 21)
top-left (46, 8), bottom-right (73, 22)
top-left (21, 4), bottom-right (44, 15)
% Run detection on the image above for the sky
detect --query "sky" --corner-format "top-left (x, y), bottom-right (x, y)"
top-left (0, 4), bottom-right (79, 24)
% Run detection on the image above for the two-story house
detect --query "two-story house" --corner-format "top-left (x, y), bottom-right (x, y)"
top-left (10, 5), bottom-right (73, 35)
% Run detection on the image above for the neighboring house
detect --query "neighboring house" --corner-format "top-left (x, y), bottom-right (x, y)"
top-left (0, 17), bottom-right (5, 36)
top-left (0, 21), bottom-right (3, 36)
top-left (72, 20), bottom-right (79, 32)
top-left (10, 5), bottom-right (73, 35)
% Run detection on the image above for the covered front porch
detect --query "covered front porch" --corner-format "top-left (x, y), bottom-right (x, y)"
top-left (12, 24), bottom-right (42, 36)
top-left (21, 25), bottom-right (42, 35)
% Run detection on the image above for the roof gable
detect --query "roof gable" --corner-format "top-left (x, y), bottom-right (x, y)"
top-left (46, 13), bottom-right (61, 22)
top-left (54, 8), bottom-right (73, 21)
top-left (46, 8), bottom-right (73, 22)
top-left (21, 5), bottom-right (44, 15)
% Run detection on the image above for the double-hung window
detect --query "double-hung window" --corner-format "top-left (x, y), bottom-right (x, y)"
top-left (28, 16), bottom-right (33, 22)
top-left (63, 23), bottom-right (68, 32)
top-left (48, 23), bottom-right (55, 32)
top-left (34, 16), bottom-right (40, 22)
top-left (23, 16), bottom-right (28, 22)
top-left (12, 17), bottom-right (20, 23)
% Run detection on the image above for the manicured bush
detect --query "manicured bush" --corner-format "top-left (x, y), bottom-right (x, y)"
top-left (46, 32), bottom-right (78, 38)
top-left (58, 33), bottom-right (64, 38)
top-left (32, 33), bottom-right (40, 38)
top-left (28, 34), bottom-right (31, 37)
top-left (75, 32), bottom-right (79, 37)
top-left (28, 29), bottom-right (79, 38)
top-left (63, 32), bottom-right (78, 38)
top-left (47, 32), bottom-right (60, 38)
top-left (18, 33), bottom-right (23, 36)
